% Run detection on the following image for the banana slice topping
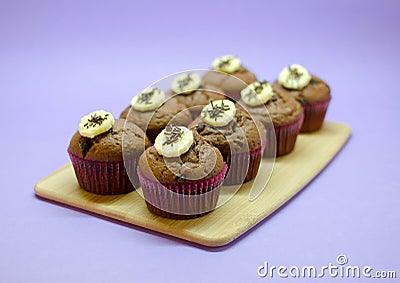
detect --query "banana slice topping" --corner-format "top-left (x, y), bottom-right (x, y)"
top-left (154, 125), bottom-right (194, 158)
top-left (240, 80), bottom-right (274, 106)
top-left (212, 55), bottom-right (241, 74)
top-left (78, 110), bottom-right (115, 138)
top-left (131, 87), bottom-right (165, 111)
top-left (172, 73), bottom-right (202, 95)
top-left (201, 99), bottom-right (236, 127)
top-left (278, 64), bottom-right (312, 90)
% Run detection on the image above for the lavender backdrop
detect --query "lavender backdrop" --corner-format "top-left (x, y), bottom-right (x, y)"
top-left (1, 0), bottom-right (399, 282)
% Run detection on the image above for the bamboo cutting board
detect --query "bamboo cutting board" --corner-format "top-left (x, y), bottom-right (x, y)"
top-left (34, 121), bottom-right (351, 247)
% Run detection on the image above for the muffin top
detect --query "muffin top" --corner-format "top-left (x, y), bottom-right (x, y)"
top-left (201, 55), bottom-right (257, 94)
top-left (238, 81), bottom-right (303, 127)
top-left (138, 127), bottom-right (224, 184)
top-left (272, 65), bottom-right (330, 104)
top-left (166, 85), bottom-right (226, 109)
top-left (163, 72), bottom-right (225, 110)
top-left (191, 100), bottom-right (263, 155)
top-left (69, 113), bottom-right (149, 162)
top-left (120, 97), bottom-right (192, 134)
top-left (202, 66), bottom-right (257, 94)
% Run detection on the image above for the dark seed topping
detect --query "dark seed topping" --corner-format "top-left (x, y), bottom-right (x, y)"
top-left (254, 80), bottom-right (268, 93)
top-left (218, 57), bottom-right (232, 69)
top-left (245, 80), bottom-right (269, 101)
top-left (177, 74), bottom-right (193, 91)
top-left (287, 65), bottom-right (303, 81)
top-left (202, 100), bottom-right (231, 121)
top-left (244, 91), bottom-right (257, 101)
top-left (163, 125), bottom-right (184, 146)
top-left (83, 113), bottom-right (109, 129)
top-left (137, 88), bottom-right (156, 104)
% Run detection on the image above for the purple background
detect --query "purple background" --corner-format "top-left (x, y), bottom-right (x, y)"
top-left (1, 0), bottom-right (399, 282)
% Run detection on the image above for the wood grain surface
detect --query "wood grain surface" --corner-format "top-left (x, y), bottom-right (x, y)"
top-left (35, 121), bottom-right (351, 247)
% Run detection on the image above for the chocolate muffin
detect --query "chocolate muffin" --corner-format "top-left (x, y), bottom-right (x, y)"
top-left (68, 110), bottom-right (150, 194)
top-left (272, 64), bottom-right (331, 132)
top-left (120, 87), bottom-right (192, 142)
top-left (202, 55), bottom-right (257, 100)
top-left (166, 72), bottom-right (226, 119)
top-left (238, 80), bottom-right (303, 157)
top-left (138, 126), bottom-right (227, 219)
top-left (191, 100), bottom-right (265, 185)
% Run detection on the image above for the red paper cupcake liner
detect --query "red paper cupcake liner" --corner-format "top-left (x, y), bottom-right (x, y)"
top-left (224, 146), bottom-right (263, 185)
top-left (263, 114), bottom-right (304, 157)
top-left (137, 163), bottom-right (228, 219)
top-left (301, 96), bottom-right (331, 132)
top-left (68, 149), bottom-right (139, 195)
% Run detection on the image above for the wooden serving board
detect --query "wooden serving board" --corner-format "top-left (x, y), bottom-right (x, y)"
top-left (34, 121), bottom-right (351, 247)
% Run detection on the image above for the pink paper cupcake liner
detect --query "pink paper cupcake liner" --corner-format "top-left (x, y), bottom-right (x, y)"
top-left (301, 96), bottom-right (331, 132)
top-left (68, 149), bottom-right (139, 195)
top-left (138, 163), bottom-right (228, 219)
top-left (224, 146), bottom-right (263, 185)
top-left (263, 114), bottom-right (304, 157)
